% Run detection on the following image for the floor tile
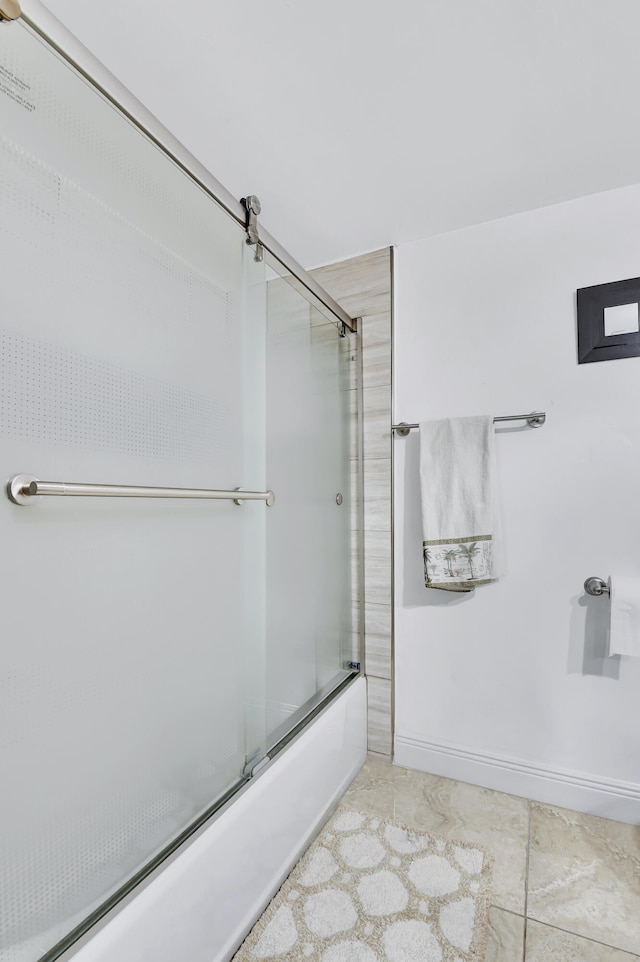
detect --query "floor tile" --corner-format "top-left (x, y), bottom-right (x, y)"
top-left (485, 907), bottom-right (525, 961)
top-left (342, 758), bottom-right (529, 915)
top-left (525, 919), bottom-right (640, 961)
top-left (528, 803), bottom-right (640, 955)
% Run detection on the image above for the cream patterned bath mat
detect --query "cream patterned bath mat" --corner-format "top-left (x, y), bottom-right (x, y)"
top-left (232, 808), bottom-right (491, 962)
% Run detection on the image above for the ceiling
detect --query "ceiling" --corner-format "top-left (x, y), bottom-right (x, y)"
top-left (40, 1), bottom-right (640, 268)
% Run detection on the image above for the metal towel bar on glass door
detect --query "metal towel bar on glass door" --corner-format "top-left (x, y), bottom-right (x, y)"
top-left (392, 412), bottom-right (546, 436)
top-left (6, 475), bottom-right (275, 507)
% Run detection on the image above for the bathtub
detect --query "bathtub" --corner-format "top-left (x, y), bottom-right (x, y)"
top-left (64, 677), bottom-right (367, 962)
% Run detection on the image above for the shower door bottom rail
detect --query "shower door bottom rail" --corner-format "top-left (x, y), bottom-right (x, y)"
top-left (7, 474), bottom-right (276, 506)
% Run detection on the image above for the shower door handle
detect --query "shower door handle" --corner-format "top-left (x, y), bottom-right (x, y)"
top-left (7, 475), bottom-right (276, 507)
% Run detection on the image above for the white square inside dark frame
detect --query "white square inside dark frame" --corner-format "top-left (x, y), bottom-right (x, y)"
top-left (603, 302), bottom-right (639, 337)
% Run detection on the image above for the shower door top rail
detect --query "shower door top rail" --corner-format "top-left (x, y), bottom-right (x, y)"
top-left (6, 0), bottom-right (357, 334)
top-left (7, 474), bottom-right (276, 506)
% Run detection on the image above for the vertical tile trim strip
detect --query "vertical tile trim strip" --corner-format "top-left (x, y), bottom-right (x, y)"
top-left (311, 249), bottom-right (393, 755)
top-left (390, 245), bottom-right (396, 754)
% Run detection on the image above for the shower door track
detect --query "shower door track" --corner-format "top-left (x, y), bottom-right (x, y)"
top-left (10, 0), bottom-right (356, 335)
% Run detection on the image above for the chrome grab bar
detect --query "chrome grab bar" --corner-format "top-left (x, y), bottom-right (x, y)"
top-left (7, 474), bottom-right (275, 507)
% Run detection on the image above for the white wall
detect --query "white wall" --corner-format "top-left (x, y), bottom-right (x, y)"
top-left (393, 184), bottom-right (640, 823)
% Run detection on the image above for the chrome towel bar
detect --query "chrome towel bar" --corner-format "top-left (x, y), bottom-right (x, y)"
top-left (392, 412), bottom-right (546, 436)
top-left (7, 474), bottom-right (275, 507)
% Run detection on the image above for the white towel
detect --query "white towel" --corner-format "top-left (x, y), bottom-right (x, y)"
top-left (420, 415), bottom-right (503, 592)
top-left (608, 576), bottom-right (640, 656)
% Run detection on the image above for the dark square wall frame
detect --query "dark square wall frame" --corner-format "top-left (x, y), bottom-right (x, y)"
top-left (577, 276), bottom-right (640, 363)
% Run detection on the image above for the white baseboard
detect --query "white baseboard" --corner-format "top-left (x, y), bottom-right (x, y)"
top-left (394, 731), bottom-right (640, 826)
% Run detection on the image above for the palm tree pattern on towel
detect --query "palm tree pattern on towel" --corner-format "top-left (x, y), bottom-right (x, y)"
top-left (422, 535), bottom-right (492, 589)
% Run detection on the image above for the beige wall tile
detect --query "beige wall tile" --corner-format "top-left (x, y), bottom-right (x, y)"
top-left (363, 384), bottom-right (392, 461)
top-left (312, 249), bottom-right (391, 318)
top-left (362, 339), bottom-right (391, 390)
top-left (364, 528), bottom-right (392, 562)
top-left (363, 562), bottom-right (390, 605)
top-left (362, 459), bottom-right (391, 531)
top-left (363, 456), bottom-right (391, 499)
top-left (364, 529), bottom-right (392, 606)
top-left (367, 676), bottom-right (392, 754)
top-left (361, 312), bottom-right (393, 348)
top-left (363, 496), bottom-right (390, 533)
top-left (364, 602), bottom-right (391, 679)
top-left (367, 726), bottom-right (393, 756)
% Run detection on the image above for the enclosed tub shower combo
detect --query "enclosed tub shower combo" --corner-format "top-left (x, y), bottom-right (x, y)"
top-left (0, 3), bottom-right (366, 961)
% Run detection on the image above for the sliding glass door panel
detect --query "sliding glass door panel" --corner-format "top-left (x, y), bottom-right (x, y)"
top-left (265, 274), bottom-right (354, 738)
top-left (0, 21), bottom-right (266, 961)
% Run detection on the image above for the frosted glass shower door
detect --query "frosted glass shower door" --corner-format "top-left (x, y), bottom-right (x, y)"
top-left (0, 22), bottom-right (267, 962)
top-left (265, 274), bottom-right (355, 740)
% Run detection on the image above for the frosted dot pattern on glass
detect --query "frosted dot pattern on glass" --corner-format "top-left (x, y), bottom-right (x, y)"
top-left (0, 129), bottom-right (239, 465)
top-left (3, 785), bottom-right (186, 947)
top-left (0, 330), bottom-right (231, 462)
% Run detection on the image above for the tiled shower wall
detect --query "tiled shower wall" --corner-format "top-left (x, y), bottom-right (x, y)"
top-left (312, 249), bottom-right (393, 755)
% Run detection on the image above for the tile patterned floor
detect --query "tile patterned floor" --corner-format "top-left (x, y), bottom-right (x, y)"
top-left (340, 758), bottom-right (640, 961)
